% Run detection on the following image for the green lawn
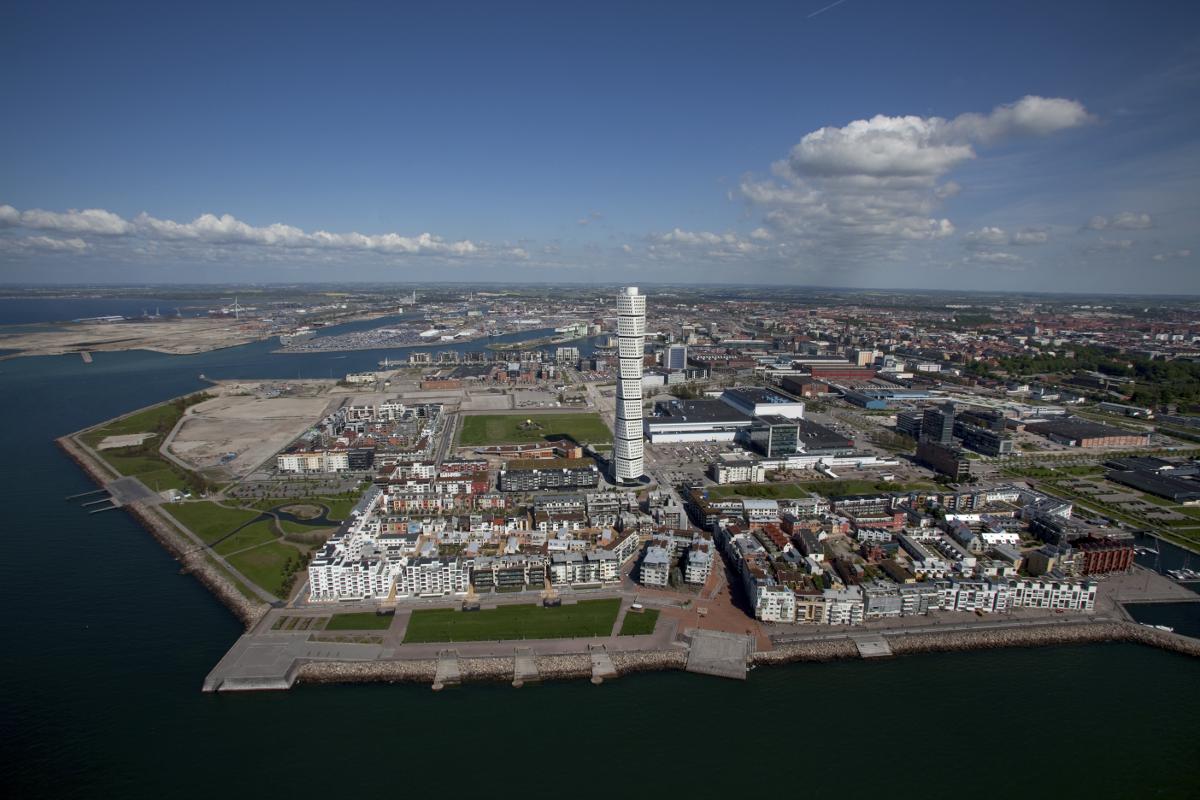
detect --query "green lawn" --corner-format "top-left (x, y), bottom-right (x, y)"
top-left (458, 413), bottom-right (612, 446)
top-left (201, 552), bottom-right (259, 603)
top-left (164, 501), bottom-right (262, 544)
top-left (83, 395), bottom-right (215, 492)
top-left (100, 450), bottom-right (191, 491)
top-left (226, 541), bottom-right (304, 598)
top-left (323, 496), bottom-right (358, 521)
top-left (618, 608), bottom-right (660, 636)
top-left (250, 495), bottom-right (358, 521)
top-left (276, 517), bottom-right (328, 535)
top-left (213, 519), bottom-right (279, 556)
top-left (326, 612), bottom-right (394, 631)
top-left (81, 393), bottom-right (208, 447)
top-left (403, 598), bottom-right (621, 643)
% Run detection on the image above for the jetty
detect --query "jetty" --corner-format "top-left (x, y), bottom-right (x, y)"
top-left (851, 634), bottom-right (893, 659)
top-left (512, 647), bottom-right (539, 687)
top-left (589, 644), bottom-right (617, 684)
top-left (685, 630), bottom-right (753, 680)
top-left (433, 650), bottom-right (462, 691)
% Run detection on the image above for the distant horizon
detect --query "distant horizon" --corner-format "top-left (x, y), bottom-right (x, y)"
top-left (0, 279), bottom-right (1197, 300)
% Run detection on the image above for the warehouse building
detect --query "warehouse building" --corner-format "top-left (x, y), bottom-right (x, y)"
top-left (720, 387), bottom-right (806, 419)
top-left (1105, 469), bottom-right (1200, 504)
top-left (645, 398), bottom-right (753, 443)
top-left (1025, 419), bottom-right (1150, 448)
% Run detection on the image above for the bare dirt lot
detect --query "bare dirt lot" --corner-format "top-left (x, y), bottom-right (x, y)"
top-left (0, 318), bottom-right (272, 358)
top-left (168, 388), bottom-right (334, 478)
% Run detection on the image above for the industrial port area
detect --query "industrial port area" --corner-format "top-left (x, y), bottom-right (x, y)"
top-left (52, 284), bottom-right (1200, 691)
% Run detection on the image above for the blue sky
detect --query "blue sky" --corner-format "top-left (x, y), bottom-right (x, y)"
top-left (1, 0), bottom-right (1198, 291)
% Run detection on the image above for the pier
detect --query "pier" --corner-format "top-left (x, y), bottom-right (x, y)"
top-left (512, 647), bottom-right (539, 687)
top-left (685, 630), bottom-right (752, 680)
top-left (433, 650), bottom-right (461, 691)
top-left (851, 634), bottom-right (893, 659)
top-left (589, 644), bottom-right (617, 684)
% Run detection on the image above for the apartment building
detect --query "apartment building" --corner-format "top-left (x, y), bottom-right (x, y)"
top-left (639, 545), bottom-right (671, 587)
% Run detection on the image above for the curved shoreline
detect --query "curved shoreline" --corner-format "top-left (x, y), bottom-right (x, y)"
top-left (57, 434), bottom-right (270, 630)
top-left (55, 430), bottom-right (1200, 692)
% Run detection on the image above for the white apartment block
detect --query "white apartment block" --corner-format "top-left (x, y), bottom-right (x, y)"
top-left (684, 545), bottom-right (713, 585)
top-left (822, 587), bottom-right (865, 625)
top-left (941, 579), bottom-right (1010, 613)
top-left (1008, 578), bottom-right (1096, 611)
top-left (395, 558), bottom-right (471, 598)
top-left (710, 460), bottom-right (766, 485)
top-left (277, 450), bottom-right (351, 473)
top-left (548, 551), bottom-right (619, 586)
top-left (755, 583), bottom-right (796, 623)
top-left (640, 545), bottom-right (671, 587)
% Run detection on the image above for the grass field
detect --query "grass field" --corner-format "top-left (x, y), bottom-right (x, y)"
top-left (326, 612), bottom-right (394, 631)
top-left (276, 517), bottom-right (329, 535)
top-left (402, 598), bottom-right (621, 643)
top-left (707, 479), bottom-right (935, 500)
top-left (251, 495), bottom-right (358, 521)
top-left (213, 519), bottom-right (279, 556)
top-left (458, 413), bottom-right (612, 446)
top-left (618, 608), bottom-right (660, 636)
top-left (323, 496), bottom-right (358, 520)
top-left (226, 541), bottom-right (303, 598)
top-left (164, 501), bottom-right (262, 544)
top-left (81, 404), bottom-right (185, 448)
top-left (83, 395), bottom-right (215, 491)
top-left (100, 451), bottom-right (190, 491)
top-left (81, 393), bottom-right (210, 446)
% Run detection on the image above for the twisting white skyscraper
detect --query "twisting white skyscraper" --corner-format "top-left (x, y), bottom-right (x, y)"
top-left (613, 286), bottom-right (646, 484)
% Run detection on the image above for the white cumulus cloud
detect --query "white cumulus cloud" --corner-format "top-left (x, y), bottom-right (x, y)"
top-left (1153, 249), bottom-right (1191, 261)
top-left (1084, 211), bottom-right (1153, 231)
top-left (645, 228), bottom-right (762, 260)
top-left (2, 235), bottom-right (90, 252)
top-left (0, 203), bottom-right (482, 260)
top-left (0, 204), bottom-right (132, 235)
top-left (964, 226), bottom-right (1049, 248)
top-left (740, 95), bottom-right (1090, 261)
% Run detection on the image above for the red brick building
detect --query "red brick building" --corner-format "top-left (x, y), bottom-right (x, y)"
top-left (1075, 536), bottom-right (1135, 575)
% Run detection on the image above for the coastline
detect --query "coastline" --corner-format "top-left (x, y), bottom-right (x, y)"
top-left (57, 434), bottom-right (270, 630)
top-left (294, 621), bottom-right (1200, 690)
top-left (54, 404), bottom-right (1200, 693)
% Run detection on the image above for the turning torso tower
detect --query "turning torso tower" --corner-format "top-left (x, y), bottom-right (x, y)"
top-left (614, 286), bottom-right (646, 484)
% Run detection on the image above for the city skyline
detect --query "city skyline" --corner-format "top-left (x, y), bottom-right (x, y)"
top-left (2, 1), bottom-right (1198, 291)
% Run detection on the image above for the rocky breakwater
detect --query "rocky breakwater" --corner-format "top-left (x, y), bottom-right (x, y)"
top-left (887, 620), bottom-right (1200, 659)
top-left (459, 657), bottom-right (512, 682)
top-left (611, 650), bottom-right (688, 675)
top-left (534, 653), bottom-right (593, 681)
top-left (297, 660), bottom-right (438, 685)
top-left (753, 637), bottom-right (860, 666)
top-left (57, 435), bottom-right (269, 630)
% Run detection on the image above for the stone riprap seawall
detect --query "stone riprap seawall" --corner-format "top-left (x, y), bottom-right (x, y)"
top-left (57, 435), bottom-right (270, 630)
top-left (757, 620), bottom-right (1200, 668)
top-left (885, 620), bottom-right (1200, 659)
top-left (295, 650), bottom-right (691, 688)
